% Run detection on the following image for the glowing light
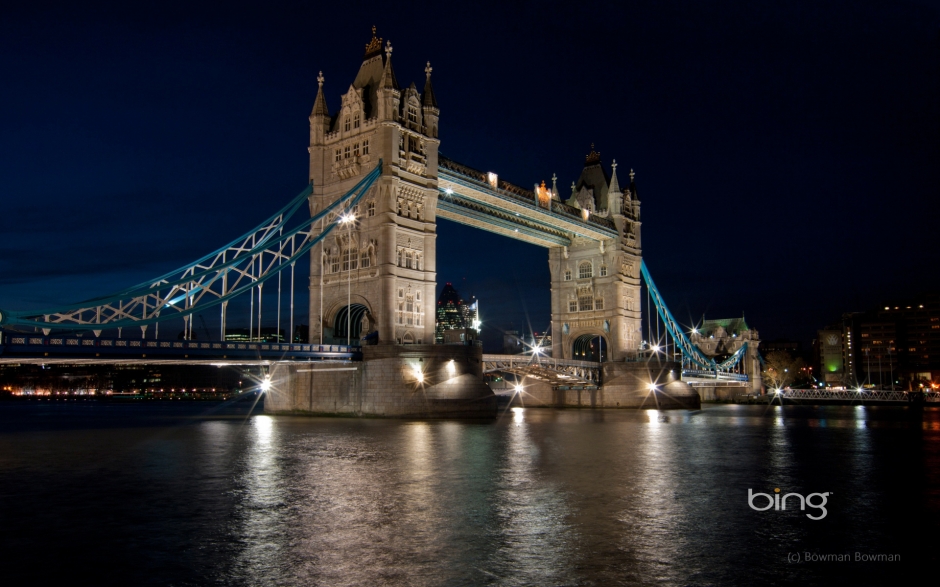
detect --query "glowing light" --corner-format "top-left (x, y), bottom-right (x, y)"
top-left (650, 344), bottom-right (661, 353)
top-left (259, 377), bottom-right (272, 392)
top-left (647, 382), bottom-right (658, 391)
top-left (412, 364), bottom-right (424, 383)
top-left (444, 188), bottom-right (454, 195)
top-left (514, 384), bottom-right (523, 393)
top-left (774, 388), bottom-right (782, 395)
top-left (446, 360), bottom-right (456, 377)
top-left (339, 212), bottom-right (356, 224)
top-left (691, 328), bottom-right (698, 335)
top-left (533, 345), bottom-right (542, 355)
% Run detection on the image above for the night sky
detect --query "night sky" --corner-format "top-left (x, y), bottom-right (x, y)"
top-left (1, 1), bottom-right (938, 350)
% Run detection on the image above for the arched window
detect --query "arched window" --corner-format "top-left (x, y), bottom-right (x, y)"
top-left (564, 269), bottom-right (572, 281)
top-left (579, 262), bottom-right (593, 279)
top-left (360, 249), bottom-right (371, 268)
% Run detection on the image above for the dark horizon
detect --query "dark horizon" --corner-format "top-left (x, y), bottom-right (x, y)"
top-left (2, 1), bottom-right (938, 351)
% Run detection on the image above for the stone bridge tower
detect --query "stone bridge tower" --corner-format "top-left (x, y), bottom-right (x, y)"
top-left (308, 29), bottom-right (440, 346)
top-left (549, 147), bottom-right (644, 361)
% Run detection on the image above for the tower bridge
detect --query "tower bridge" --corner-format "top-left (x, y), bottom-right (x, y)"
top-left (0, 29), bottom-right (760, 414)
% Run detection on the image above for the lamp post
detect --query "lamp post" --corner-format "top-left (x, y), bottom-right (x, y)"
top-left (339, 211), bottom-right (356, 347)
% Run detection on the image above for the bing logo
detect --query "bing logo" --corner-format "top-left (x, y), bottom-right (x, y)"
top-left (748, 487), bottom-right (830, 520)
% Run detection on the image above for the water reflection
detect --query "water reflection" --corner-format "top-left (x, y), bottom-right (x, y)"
top-left (1, 403), bottom-right (936, 586)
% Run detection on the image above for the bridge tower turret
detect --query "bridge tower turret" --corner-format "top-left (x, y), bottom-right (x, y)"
top-left (550, 148), bottom-right (643, 361)
top-left (308, 29), bottom-right (440, 346)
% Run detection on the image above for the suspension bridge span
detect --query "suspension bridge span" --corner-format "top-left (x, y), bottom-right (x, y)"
top-left (0, 30), bottom-right (760, 414)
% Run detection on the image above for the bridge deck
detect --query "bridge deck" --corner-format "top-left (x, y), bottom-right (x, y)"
top-left (438, 157), bottom-right (619, 247)
top-left (0, 333), bottom-right (359, 365)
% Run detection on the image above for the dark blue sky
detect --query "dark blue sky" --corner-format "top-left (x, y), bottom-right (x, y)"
top-left (1, 0), bottom-right (938, 348)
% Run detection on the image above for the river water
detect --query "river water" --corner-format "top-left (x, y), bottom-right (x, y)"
top-left (0, 400), bottom-right (936, 586)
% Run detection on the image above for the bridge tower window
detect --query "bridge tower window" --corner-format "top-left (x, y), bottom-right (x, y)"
top-left (579, 262), bottom-right (593, 279)
top-left (353, 143), bottom-right (360, 157)
top-left (600, 265), bottom-right (608, 277)
top-left (578, 294), bottom-right (593, 312)
top-left (344, 145), bottom-right (351, 159)
top-left (362, 139), bottom-right (370, 155)
top-left (407, 106), bottom-right (418, 124)
top-left (366, 201), bottom-right (375, 217)
top-left (344, 116), bottom-right (351, 132)
top-left (594, 298), bottom-right (604, 310)
top-left (569, 301), bottom-right (578, 312)
top-left (564, 269), bottom-right (572, 281)
top-left (335, 149), bottom-right (341, 162)
top-left (353, 113), bottom-right (360, 129)
top-left (360, 249), bottom-right (371, 269)
top-left (330, 255), bottom-right (339, 274)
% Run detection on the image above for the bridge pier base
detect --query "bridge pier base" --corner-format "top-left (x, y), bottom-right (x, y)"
top-left (508, 359), bottom-right (700, 409)
top-left (600, 360), bottom-right (700, 409)
top-left (264, 345), bottom-right (498, 418)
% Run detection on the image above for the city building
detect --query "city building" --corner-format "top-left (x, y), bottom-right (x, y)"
top-left (435, 283), bottom-right (478, 344)
top-left (817, 293), bottom-right (939, 389)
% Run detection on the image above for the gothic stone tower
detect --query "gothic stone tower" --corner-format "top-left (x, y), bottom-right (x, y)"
top-left (308, 30), bottom-right (440, 345)
top-left (549, 147), bottom-right (643, 361)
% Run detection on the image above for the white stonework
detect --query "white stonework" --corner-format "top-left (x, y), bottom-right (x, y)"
top-left (308, 33), bottom-right (439, 346)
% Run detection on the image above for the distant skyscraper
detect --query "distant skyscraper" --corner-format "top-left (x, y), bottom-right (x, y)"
top-left (435, 283), bottom-right (479, 344)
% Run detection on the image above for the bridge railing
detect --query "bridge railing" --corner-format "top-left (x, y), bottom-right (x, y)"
top-left (682, 369), bottom-right (749, 382)
top-left (776, 388), bottom-right (940, 403)
top-left (0, 332), bottom-right (360, 361)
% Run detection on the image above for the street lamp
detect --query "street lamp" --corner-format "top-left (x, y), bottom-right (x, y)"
top-left (339, 211), bottom-right (356, 347)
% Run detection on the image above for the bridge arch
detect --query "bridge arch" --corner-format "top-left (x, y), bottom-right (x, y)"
top-left (572, 333), bottom-right (609, 362)
top-left (332, 300), bottom-right (374, 344)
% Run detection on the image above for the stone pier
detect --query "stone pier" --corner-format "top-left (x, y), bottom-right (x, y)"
top-left (514, 359), bottom-right (701, 410)
top-left (264, 344), bottom-right (497, 418)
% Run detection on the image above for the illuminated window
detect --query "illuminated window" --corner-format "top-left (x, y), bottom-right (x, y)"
top-left (579, 295), bottom-right (593, 311)
top-left (579, 262), bottom-right (592, 279)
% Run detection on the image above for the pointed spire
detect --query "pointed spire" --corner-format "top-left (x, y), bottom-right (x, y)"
top-left (379, 40), bottom-right (399, 90)
top-left (629, 168), bottom-right (640, 202)
top-left (608, 159), bottom-right (621, 194)
top-left (311, 71), bottom-right (329, 117)
top-left (422, 61), bottom-right (438, 108)
top-left (551, 173), bottom-right (558, 198)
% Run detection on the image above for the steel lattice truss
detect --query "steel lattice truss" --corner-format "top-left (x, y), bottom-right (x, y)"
top-left (640, 260), bottom-right (747, 373)
top-left (0, 162), bottom-right (383, 333)
top-left (778, 389), bottom-right (940, 403)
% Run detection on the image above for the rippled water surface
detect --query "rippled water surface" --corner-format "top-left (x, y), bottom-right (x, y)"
top-left (1, 401), bottom-right (936, 586)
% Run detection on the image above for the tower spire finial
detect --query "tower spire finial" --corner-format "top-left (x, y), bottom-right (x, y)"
top-left (629, 168), bottom-right (635, 182)
top-left (385, 39), bottom-right (393, 58)
top-left (585, 144), bottom-right (601, 165)
top-left (317, 71), bottom-right (324, 88)
top-left (364, 26), bottom-right (383, 59)
top-left (425, 61), bottom-right (432, 80)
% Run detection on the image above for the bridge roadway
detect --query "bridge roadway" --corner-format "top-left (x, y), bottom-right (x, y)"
top-left (0, 332), bottom-right (358, 365)
top-left (437, 157), bottom-right (619, 248)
